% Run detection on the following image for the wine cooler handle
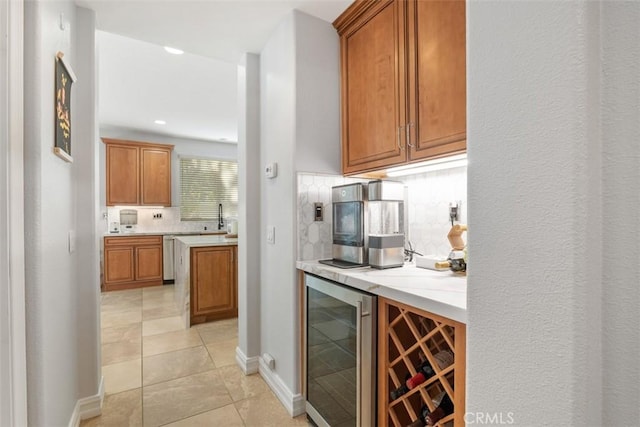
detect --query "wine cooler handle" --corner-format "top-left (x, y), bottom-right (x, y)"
top-left (356, 300), bottom-right (363, 426)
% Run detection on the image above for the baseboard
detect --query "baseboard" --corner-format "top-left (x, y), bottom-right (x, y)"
top-left (235, 346), bottom-right (260, 374)
top-left (258, 357), bottom-right (305, 417)
top-left (68, 376), bottom-right (104, 427)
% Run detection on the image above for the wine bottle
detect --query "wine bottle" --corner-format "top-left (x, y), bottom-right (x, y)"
top-left (406, 404), bottom-right (430, 427)
top-left (390, 361), bottom-right (435, 400)
top-left (425, 393), bottom-right (454, 426)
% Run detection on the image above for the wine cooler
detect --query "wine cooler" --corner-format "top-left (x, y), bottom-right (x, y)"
top-left (304, 274), bottom-right (376, 427)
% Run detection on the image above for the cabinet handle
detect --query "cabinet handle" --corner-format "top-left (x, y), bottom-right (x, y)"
top-left (397, 125), bottom-right (405, 150)
top-left (406, 122), bottom-right (415, 148)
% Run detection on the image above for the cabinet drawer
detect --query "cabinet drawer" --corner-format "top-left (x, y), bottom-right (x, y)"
top-left (104, 235), bottom-right (163, 246)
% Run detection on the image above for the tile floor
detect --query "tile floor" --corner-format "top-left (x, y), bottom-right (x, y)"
top-left (82, 285), bottom-right (309, 427)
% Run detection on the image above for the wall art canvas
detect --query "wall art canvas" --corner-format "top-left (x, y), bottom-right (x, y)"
top-left (54, 51), bottom-right (76, 163)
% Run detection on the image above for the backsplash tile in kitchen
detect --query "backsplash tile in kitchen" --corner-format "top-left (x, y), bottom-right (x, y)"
top-left (402, 166), bottom-right (467, 257)
top-left (296, 167), bottom-right (467, 261)
top-left (104, 207), bottom-right (221, 234)
top-left (296, 173), bottom-right (364, 261)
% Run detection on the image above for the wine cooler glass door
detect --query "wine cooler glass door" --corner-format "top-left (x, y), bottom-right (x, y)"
top-left (305, 274), bottom-right (376, 427)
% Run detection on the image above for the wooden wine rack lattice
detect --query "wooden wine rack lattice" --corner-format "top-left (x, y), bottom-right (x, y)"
top-left (378, 298), bottom-right (466, 427)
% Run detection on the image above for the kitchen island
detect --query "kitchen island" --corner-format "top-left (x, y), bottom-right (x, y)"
top-left (174, 235), bottom-right (238, 328)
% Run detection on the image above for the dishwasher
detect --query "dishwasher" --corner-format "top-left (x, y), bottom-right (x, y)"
top-left (162, 235), bottom-right (175, 283)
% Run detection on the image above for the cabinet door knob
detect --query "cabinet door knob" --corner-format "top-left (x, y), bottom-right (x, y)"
top-left (397, 125), bottom-right (405, 150)
top-left (406, 122), bottom-right (415, 148)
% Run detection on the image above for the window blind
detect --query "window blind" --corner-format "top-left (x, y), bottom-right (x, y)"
top-left (180, 157), bottom-right (238, 221)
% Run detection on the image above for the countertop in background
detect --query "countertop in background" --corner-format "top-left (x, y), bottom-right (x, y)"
top-left (297, 260), bottom-right (467, 324)
top-left (174, 235), bottom-right (238, 247)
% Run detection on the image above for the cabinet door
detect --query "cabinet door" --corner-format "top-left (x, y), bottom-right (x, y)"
top-left (106, 144), bottom-right (139, 206)
top-left (407, 0), bottom-right (466, 161)
top-left (140, 147), bottom-right (171, 206)
top-left (190, 246), bottom-right (237, 321)
top-left (104, 246), bottom-right (135, 283)
top-left (135, 245), bottom-right (163, 281)
top-left (340, 0), bottom-right (407, 175)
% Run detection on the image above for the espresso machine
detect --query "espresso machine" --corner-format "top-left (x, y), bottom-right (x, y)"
top-left (320, 180), bottom-right (405, 269)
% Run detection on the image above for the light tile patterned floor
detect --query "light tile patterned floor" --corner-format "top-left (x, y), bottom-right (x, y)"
top-left (82, 285), bottom-right (309, 427)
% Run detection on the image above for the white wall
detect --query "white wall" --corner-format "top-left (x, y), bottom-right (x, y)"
top-left (74, 6), bottom-right (102, 401)
top-left (294, 12), bottom-right (341, 175)
top-left (0, 0), bottom-right (27, 424)
top-left (260, 10), bottom-right (298, 406)
top-left (24, 2), bottom-right (101, 425)
top-left (237, 53), bottom-right (261, 372)
top-left (466, 1), bottom-right (640, 425)
top-left (601, 2), bottom-right (640, 423)
top-left (259, 10), bottom-right (340, 414)
top-left (98, 126), bottom-right (237, 209)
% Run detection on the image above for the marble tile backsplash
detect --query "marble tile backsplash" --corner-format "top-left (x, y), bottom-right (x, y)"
top-left (296, 173), bottom-right (365, 261)
top-left (296, 167), bottom-right (467, 261)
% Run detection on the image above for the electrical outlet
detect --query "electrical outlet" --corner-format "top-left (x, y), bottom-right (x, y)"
top-left (153, 212), bottom-right (163, 219)
top-left (449, 202), bottom-right (460, 223)
top-left (314, 203), bottom-right (324, 221)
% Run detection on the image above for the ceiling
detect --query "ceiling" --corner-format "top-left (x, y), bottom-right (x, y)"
top-left (80, 0), bottom-right (351, 143)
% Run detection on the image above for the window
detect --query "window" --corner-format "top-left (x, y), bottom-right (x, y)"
top-left (180, 157), bottom-right (238, 221)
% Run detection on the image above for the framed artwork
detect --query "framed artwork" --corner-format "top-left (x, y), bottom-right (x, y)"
top-left (54, 51), bottom-right (76, 163)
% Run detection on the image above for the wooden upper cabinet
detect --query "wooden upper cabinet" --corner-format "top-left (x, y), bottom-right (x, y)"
top-left (334, 0), bottom-right (466, 175)
top-left (339, 0), bottom-right (407, 174)
top-left (103, 138), bottom-right (174, 206)
top-left (106, 144), bottom-right (139, 205)
top-left (140, 147), bottom-right (172, 206)
top-left (407, 0), bottom-right (466, 161)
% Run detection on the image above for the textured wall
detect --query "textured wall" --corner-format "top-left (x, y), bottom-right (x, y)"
top-left (260, 10), bottom-right (341, 406)
top-left (24, 1), bottom-right (102, 424)
top-left (260, 10), bottom-right (298, 396)
top-left (237, 53), bottom-right (261, 365)
top-left (467, 1), bottom-right (601, 425)
top-left (601, 2), bottom-right (640, 423)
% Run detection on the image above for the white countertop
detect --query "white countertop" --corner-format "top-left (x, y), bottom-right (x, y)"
top-left (296, 260), bottom-right (467, 324)
top-left (103, 231), bottom-right (227, 237)
top-left (174, 235), bottom-right (238, 247)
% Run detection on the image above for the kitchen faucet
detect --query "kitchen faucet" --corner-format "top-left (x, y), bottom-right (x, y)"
top-left (218, 203), bottom-right (224, 230)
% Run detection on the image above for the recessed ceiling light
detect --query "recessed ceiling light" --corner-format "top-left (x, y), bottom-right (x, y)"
top-left (154, 120), bottom-right (166, 125)
top-left (164, 46), bottom-right (184, 55)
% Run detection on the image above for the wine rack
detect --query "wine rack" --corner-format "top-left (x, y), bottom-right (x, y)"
top-left (378, 298), bottom-right (466, 427)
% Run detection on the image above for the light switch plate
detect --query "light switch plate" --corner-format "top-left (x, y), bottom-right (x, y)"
top-left (265, 163), bottom-right (278, 179)
top-left (267, 225), bottom-right (275, 244)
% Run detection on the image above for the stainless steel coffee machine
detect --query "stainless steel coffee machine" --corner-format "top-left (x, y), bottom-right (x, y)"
top-left (320, 180), bottom-right (405, 269)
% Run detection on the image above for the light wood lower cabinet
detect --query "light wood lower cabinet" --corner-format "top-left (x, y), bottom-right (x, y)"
top-left (378, 297), bottom-right (466, 427)
top-left (190, 245), bottom-right (237, 325)
top-left (103, 235), bottom-right (163, 291)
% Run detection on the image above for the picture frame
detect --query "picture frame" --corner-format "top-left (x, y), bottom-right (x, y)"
top-left (54, 51), bottom-right (76, 163)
